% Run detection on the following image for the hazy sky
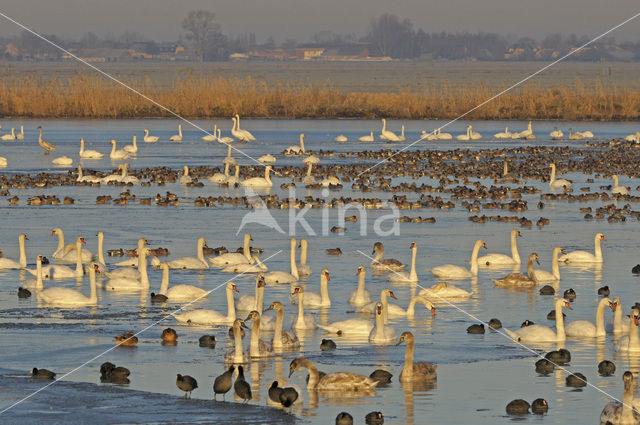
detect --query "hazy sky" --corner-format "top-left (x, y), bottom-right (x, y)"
top-left (0, 0), bottom-right (639, 43)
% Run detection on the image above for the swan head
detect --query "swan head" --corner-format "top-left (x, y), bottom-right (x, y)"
top-left (19, 233), bottom-right (28, 242)
top-left (513, 229), bottom-right (522, 238)
top-left (624, 371), bottom-right (634, 389)
top-left (288, 358), bottom-right (309, 377)
top-left (110, 140), bottom-right (116, 145)
top-left (396, 331), bottom-right (414, 346)
top-left (608, 299), bottom-right (617, 312)
top-left (529, 253), bottom-right (540, 265)
top-left (50, 229), bottom-right (61, 237)
top-left (410, 241), bottom-right (417, 249)
top-left (321, 268), bottom-right (330, 281)
top-left (263, 301), bottom-right (282, 313)
top-left (154, 262), bottom-right (169, 271)
top-left (228, 282), bottom-right (239, 293)
top-left (356, 265), bottom-right (365, 275)
top-left (291, 286), bottom-right (302, 296)
top-left (244, 310), bottom-right (260, 323)
top-left (597, 233), bottom-right (606, 241)
top-left (382, 289), bottom-right (397, 300)
top-left (372, 242), bottom-right (383, 255)
top-left (558, 298), bottom-right (572, 310)
top-left (375, 302), bottom-right (383, 316)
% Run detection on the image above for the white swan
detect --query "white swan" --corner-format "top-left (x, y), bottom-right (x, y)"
top-left (21, 255), bottom-right (46, 290)
top-left (235, 114), bottom-right (256, 141)
top-left (0, 233), bottom-right (28, 269)
top-left (154, 262), bottom-right (208, 302)
top-left (39, 263), bottom-right (99, 307)
top-left (369, 302), bottom-right (397, 345)
top-left (221, 256), bottom-right (268, 273)
top-left (549, 163), bottom-right (572, 188)
top-left (615, 308), bottom-right (640, 353)
top-left (230, 117), bottom-right (247, 141)
top-left (532, 247), bottom-right (564, 282)
top-left (110, 237), bottom-right (149, 276)
top-left (289, 358), bottom-right (378, 391)
top-left (302, 155), bottom-right (318, 185)
top-left (264, 301), bottom-right (300, 349)
top-left (422, 130), bottom-right (438, 141)
top-left (318, 316), bottom-right (374, 336)
top-left (143, 129), bottom-right (158, 143)
top-left (76, 165), bottom-right (101, 183)
top-left (335, 134), bottom-right (348, 142)
top-left (397, 125), bottom-right (405, 142)
top-left (371, 242), bottom-right (405, 271)
top-left (492, 252), bottom-right (539, 287)
top-left (568, 128), bottom-right (585, 140)
top-left (297, 238), bottom-right (311, 276)
top-left (550, 127), bottom-right (564, 139)
top-left (52, 156), bottom-right (73, 166)
top-left (494, 127), bottom-right (511, 139)
top-left (100, 165), bottom-right (124, 184)
top-left (264, 237), bottom-right (299, 284)
top-left (437, 128), bottom-right (452, 140)
top-left (456, 125), bottom-right (471, 141)
top-left (241, 165), bottom-right (273, 187)
top-left (284, 133), bottom-right (306, 155)
top-left (119, 163), bottom-right (139, 185)
top-left (387, 241), bottom-right (418, 283)
top-left (504, 298), bottom-right (571, 342)
top-left (359, 131), bottom-right (374, 142)
top-left (1, 127), bottom-right (15, 140)
top-left (166, 237), bottom-right (209, 269)
top-left (419, 282), bottom-right (472, 300)
top-left (513, 121), bottom-right (533, 139)
top-left (51, 228), bottom-right (91, 262)
top-left (210, 234), bottom-right (252, 267)
top-left (291, 268), bottom-right (331, 307)
top-left (0, 157), bottom-right (6, 167)
top-left (173, 282), bottom-right (239, 325)
top-left (612, 175), bottom-right (629, 195)
top-left (565, 297), bottom-right (614, 338)
top-left (95, 231), bottom-right (108, 271)
top-left (478, 229), bottom-right (521, 266)
top-left (15, 125), bottom-right (24, 140)
top-left (600, 371), bottom-right (640, 425)
top-left (217, 128), bottom-right (234, 144)
top-left (258, 153), bottom-right (276, 163)
top-left (405, 296), bottom-right (437, 319)
top-left (291, 287), bottom-right (317, 330)
top-left (607, 297), bottom-right (629, 334)
top-left (202, 124), bottom-right (217, 141)
top-left (225, 164), bottom-right (241, 186)
top-left (430, 239), bottom-right (486, 279)
top-left (209, 161), bottom-right (232, 183)
top-left (49, 237), bottom-right (86, 279)
top-left (468, 125), bottom-right (482, 140)
top-left (559, 233), bottom-right (605, 263)
top-left (357, 288), bottom-right (403, 322)
top-left (244, 310), bottom-right (273, 357)
top-left (380, 118), bottom-right (401, 141)
top-left (123, 133), bottom-right (138, 154)
top-left (109, 140), bottom-right (130, 160)
top-left (79, 138), bottom-right (103, 159)
top-left (104, 248), bottom-right (151, 291)
top-left (179, 165), bottom-right (192, 185)
top-left (625, 131), bottom-right (640, 143)
top-left (169, 124), bottom-right (183, 141)
top-left (348, 265), bottom-right (371, 306)
top-left (236, 273), bottom-right (266, 312)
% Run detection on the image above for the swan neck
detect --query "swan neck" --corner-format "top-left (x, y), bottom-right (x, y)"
top-left (290, 239), bottom-right (298, 278)
top-left (375, 309), bottom-right (385, 339)
top-left (296, 291), bottom-right (304, 326)
top-left (406, 298), bottom-right (417, 317)
top-left (300, 240), bottom-right (308, 265)
top-left (198, 239), bottom-right (207, 266)
top-left (594, 235), bottom-right (602, 260)
top-left (622, 381), bottom-right (633, 420)
top-left (373, 249), bottom-right (383, 262)
top-left (273, 307), bottom-right (284, 348)
top-left (250, 318), bottom-right (260, 355)
top-left (550, 164), bottom-right (556, 183)
top-left (159, 266), bottom-right (169, 295)
top-left (97, 232), bottom-right (105, 266)
top-left (243, 234), bottom-right (251, 261)
top-left (595, 298), bottom-right (608, 336)
top-left (223, 162), bottom-right (230, 176)
top-left (526, 256), bottom-right (535, 281)
top-left (403, 339), bottom-right (415, 377)
top-left (80, 138), bottom-right (85, 152)
top-left (88, 266), bottom-right (97, 302)
top-left (356, 270), bottom-right (366, 298)
top-left (510, 231), bottom-right (520, 263)
top-left (320, 274), bottom-right (330, 305)
top-left (226, 285), bottom-right (236, 320)
top-left (75, 239), bottom-right (83, 275)
top-left (36, 258), bottom-right (43, 290)
top-left (56, 230), bottom-right (64, 252)
top-left (256, 283), bottom-right (264, 311)
top-left (630, 316), bottom-right (639, 347)
top-left (555, 301), bottom-right (566, 340)
top-left (381, 292), bottom-right (389, 323)
top-left (19, 235), bottom-right (27, 268)
top-left (233, 322), bottom-right (243, 362)
top-left (138, 250), bottom-right (149, 288)
top-left (552, 248), bottom-right (560, 279)
top-left (469, 241), bottom-right (482, 275)
top-left (304, 361), bottom-right (320, 389)
top-left (614, 302), bottom-right (623, 332)
top-left (409, 245), bottom-right (418, 281)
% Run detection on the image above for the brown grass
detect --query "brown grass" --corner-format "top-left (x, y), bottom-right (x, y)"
top-left (0, 72), bottom-right (639, 120)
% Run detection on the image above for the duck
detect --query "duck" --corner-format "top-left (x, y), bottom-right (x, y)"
top-left (39, 263), bottom-right (99, 307)
top-left (478, 229), bottom-right (522, 266)
top-left (430, 239), bottom-right (487, 279)
top-left (153, 262), bottom-right (208, 302)
top-left (244, 310), bottom-right (273, 358)
top-left (419, 282), bottom-right (472, 300)
top-left (31, 368), bottom-right (56, 379)
top-left (241, 165), bottom-right (273, 187)
top-left (371, 242), bottom-right (405, 271)
top-left (369, 302), bottom-right (397, 345)
top-left (615, 308), bottom-right (640, 353)
top-left (264, 237), bottom-right (299, 284)
top-left (492, 253), bottom-right (539, 287)
top-left (79, 138), bottom-right (103, 159)
top-left (173, 282), bottom-right (239, 325)
top-left (532, 247), bottom-right (565, 282)
top-left (143, 129), bottom-right (158, 143)
top-left (291, 268), bottom-right (331, 307)
top-left (284, 133), bottom-right (306, 155)
top-left (109, 140), bottom-right (130, 160)
top-left (224, 318), bottom-right (249, 363)
top-left (549, 163), bottom-right (572, 188)
top-left (348, 265), bottom-right (371, 306)
top-left (396, 331), bottom-right (437, 381)
top-left (291, 287), bottom-right (317, 330)
top-left (0, 233), bottom-right (28, 269)
top-left (210, 233), bottom-right (252, 267)
top-left (166, 237), bottom-right (209, 269)
top-left (169, 124), bottom-right (183, 141)
top-left (387, 241), bottom-right (418, 283)
top-left (559, 233), bottom-right (605, 263)
top-left (565, 297), bottom-right (615, 337)
top-left (289, 358), bottom-right (378, 391)
top-left (504, 298), bottom-right (571, 342)
top-left (263, 301), bottom-right (300, 349)
top-left (297, 238), bottom-right (312, 276)
top-left (600, 371), bottom-right (640, 425)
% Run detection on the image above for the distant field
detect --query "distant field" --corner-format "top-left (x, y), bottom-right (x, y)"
top-left (0, 61), bottom-right (639, 120)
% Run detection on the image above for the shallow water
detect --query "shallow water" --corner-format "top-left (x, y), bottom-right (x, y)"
top-left (0, 119), bottom-right (640, 424)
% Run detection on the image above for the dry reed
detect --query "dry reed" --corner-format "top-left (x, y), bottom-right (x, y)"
top-left (0, 72), bottom-right (639, 120)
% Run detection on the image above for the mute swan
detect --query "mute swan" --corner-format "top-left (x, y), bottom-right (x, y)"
top-left (291, 287), bottom-right (317, 330)
top-left (143, 129), bottom-right (158, 143)
top-left (612, 175), bottom-right (629, 195)
top-left (79, 138), bottom-right (103, 159)
top-left (202, 124), bottom-right (217, 142)
top-left (284, 133), bottom-right (306, 155)
top-left (241, 165), bottom-right (273, 187)
top-left (104, 248), bottom-right (151, 290)
top-left (167, 237), bottom-right (209, 269)
top-left (478, 229), bottom-right (521, 266)
top-left (95, 231), bottom-right (107, 271)
top-left (264, 302), bottom-right (300, 349)
top-left (224, 318), bottom-right (248, 363)
top-left (52, 156), bottom-right (73, 166)
top-left (387, 241), bottom-right (418, 283)
top-left (615, 309), bottom-right (640, 353)
top-left (297, 239), bottom-right (312, 276)
top-left (221, 256), bottom-right (268, 273)
top-left (431, 240), bottom-right (486, 279)
top-left (289, 358), bottom-right (378, 391)
top-left (291, 268), bottom-right (330, 307)
top-left (419, 282), bottom-right (472, 299)
top-left (48, 237), bottom-right (86, 279)
top-left (37, 126), bottom-right (56, 152)
top-left (154, 263), bottom-right (208, 302)
top-left (600, 371), bottom-right (640, 425)
top-left (123, 134), bottom-right (138, 154)
top-left (21, 255), bottom-right (45, 290)
top-left (456, 125), bottom-right (471, 141)
top-left (235, 115), bottom-right (256, 141)
top-left (179, 166), bottom-right (192, 185)
top-left (210, 233), bottom-right (252, 267)
top-left (264, 237), bottom-right (299, 284)
top-left (259, 153), bottom-right (276, 163)
top-left (173, 282), bottom-right (239, 325)
top-left (109, 140), bottom-right (130, 160)
top-left (244, 311), bottom-right (273, 358)
top-left (371, 242), bottom-right (405, 271)
top-left (359, 131), bottom-right (374, 142)
top-left (494, 127), bottom-right (511, 139)
top-left (110, 237), bottom-right (149, 276)
top-left (169, 124), bottom-right (183, 141)
top-left (492, 253), bottom-right (539, 287)
top-left (550, 127), bottom-right (564, 139)
top-left (397, 331), bottom-right (437, 381)
top-left (76, 165), bottom-right (101, 183)
top-left (318, 316), bottom-right (374, 336)
top-left (51, 228), bottom-right (92, 263)
top-left (437, 128), bottom-right (452, 140)
top-left (1, 127), bottom-right (15, 140)
top-left (606, 297), bottom-right (629, 334)
top-left (217, 128), bottom-right (234, 144)
top-left (358, 288), bottom-right (401, 322)
top-left (119, 163), bottom-right (140, 185)
top-left (532, 247), bottom-right (564, 282)
top-left (335, 134), bottom-right (347, 142)
top-left (549, 163), bottom-right (572, 188)
top-left (405, 296), bottom-right (437, 319)
top-left (0, 233), bottom-right (28, 269)
top-left (236, 273), bottom-right (266, 312)
top-left (559, 233), bottom-right (605, 263)
top-left (39, 263), bottom-right (99, 307)
top-left (348, 265), bottom-right (371, 306)
top-left (565, 297), bottom-right (615, 338)
top-left (380, 118), bottom-right (401, 141)
top-left (369, 302), bottom-right (397, 345)
top-left (504, 298), bottom-right (571, 342)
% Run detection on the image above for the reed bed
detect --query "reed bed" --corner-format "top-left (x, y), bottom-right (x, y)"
top-left (0, 72), bottom-right (639, 120)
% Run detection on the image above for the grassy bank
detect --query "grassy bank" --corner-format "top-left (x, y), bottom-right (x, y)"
top-left (1, 72), bottom-right (639, 120)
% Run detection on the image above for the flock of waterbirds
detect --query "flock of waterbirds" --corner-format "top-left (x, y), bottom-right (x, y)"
top-left (2, 115), bottom-right (640, 424)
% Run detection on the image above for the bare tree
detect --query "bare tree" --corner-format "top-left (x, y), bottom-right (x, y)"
top-left (181, 10), bottom-right (220, 61)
